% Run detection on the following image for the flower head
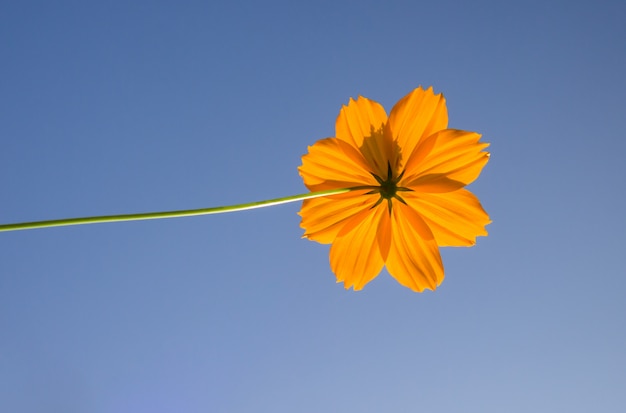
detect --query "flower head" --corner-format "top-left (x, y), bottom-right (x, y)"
top-left (299, 87), bottom-right (490, 292)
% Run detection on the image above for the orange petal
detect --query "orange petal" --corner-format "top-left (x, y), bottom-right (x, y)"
top-left (385, 202), bottom-right (444, 292)
top-left (403, 129), bottom-right (490, 190)
top-left (405, 189), bottom-right (491, 247)
top-left (299, 137), bottom-right (378, 191)
top-left (335, 96), bottom-right (391, 178)
top-left (377, 209), bottom-right (392, 261)
top-left (387, 86), bottom-right (448, 170)
top-left (329, 203), bottom-right (387, 290)
top-left (299, 190), bottom-right (377, 244)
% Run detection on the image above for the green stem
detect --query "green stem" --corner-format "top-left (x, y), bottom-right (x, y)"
top-left (0, 188), bottom-right (352, 233)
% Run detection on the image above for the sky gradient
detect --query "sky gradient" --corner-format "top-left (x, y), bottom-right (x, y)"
top-left (1, 1), bottom-right (625, 412)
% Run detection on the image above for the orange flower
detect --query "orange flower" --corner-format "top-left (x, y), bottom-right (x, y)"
top-left (299, 87), bottom-right (490, 292)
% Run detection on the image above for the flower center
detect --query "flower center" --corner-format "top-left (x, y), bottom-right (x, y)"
top-left (369, 162), bottom-right (411, 213)
top-left (378, 178), bottom-right (398, 200)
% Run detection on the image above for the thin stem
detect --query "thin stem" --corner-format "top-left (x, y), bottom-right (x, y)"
top-left (0, 188), bottom-right (352, 233)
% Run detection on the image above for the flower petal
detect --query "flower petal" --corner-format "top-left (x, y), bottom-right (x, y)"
top-left (403, 129), bottom-right (490, 190)
top-left (377, 209), bottom-right (392, 261)
top-left (299, 137), bottom-right (378, 191)
top-left (329, 203), bottom-right (387, 290)
top-left (405, 189), bottom-right (491, 247)
top-left (385, 201), bottom-right (444, 292)
top-left (335, 96), bottom-right (391, 178)
top-left (299, 190), bottom-right (377, 244)
top-left (387, 86), bottom-right (448, 170)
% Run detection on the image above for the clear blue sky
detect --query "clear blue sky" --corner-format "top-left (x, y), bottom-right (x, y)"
top-left (1, 1), bottom-right (625, 412)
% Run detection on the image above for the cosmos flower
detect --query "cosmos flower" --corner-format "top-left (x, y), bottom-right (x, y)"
top-left (298, 87), bottom-right (490, 292)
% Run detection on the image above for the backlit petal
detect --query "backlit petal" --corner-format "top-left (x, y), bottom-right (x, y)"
top-left (403, 129), bottom-right (489, 190)
top-left (299, 190), bottom-right (377, 244)
top-left (377, 209), bottom-right (392, 261)
top-left (329, 203), bottom-right (387, 290)
top-left (385, 202), bottom-right (444, 292)
top-left (299, 137), bottom-right (378, 191)
top-left (405, 190), bottom-right (491, 247)
top-left (335, 96), bottom-right (391, 178)
top-left (387, 87), bottom-right (448, 170)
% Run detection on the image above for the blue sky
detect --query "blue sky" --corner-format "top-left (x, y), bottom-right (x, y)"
top-left (1, 1), bottom-right (625, 412)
